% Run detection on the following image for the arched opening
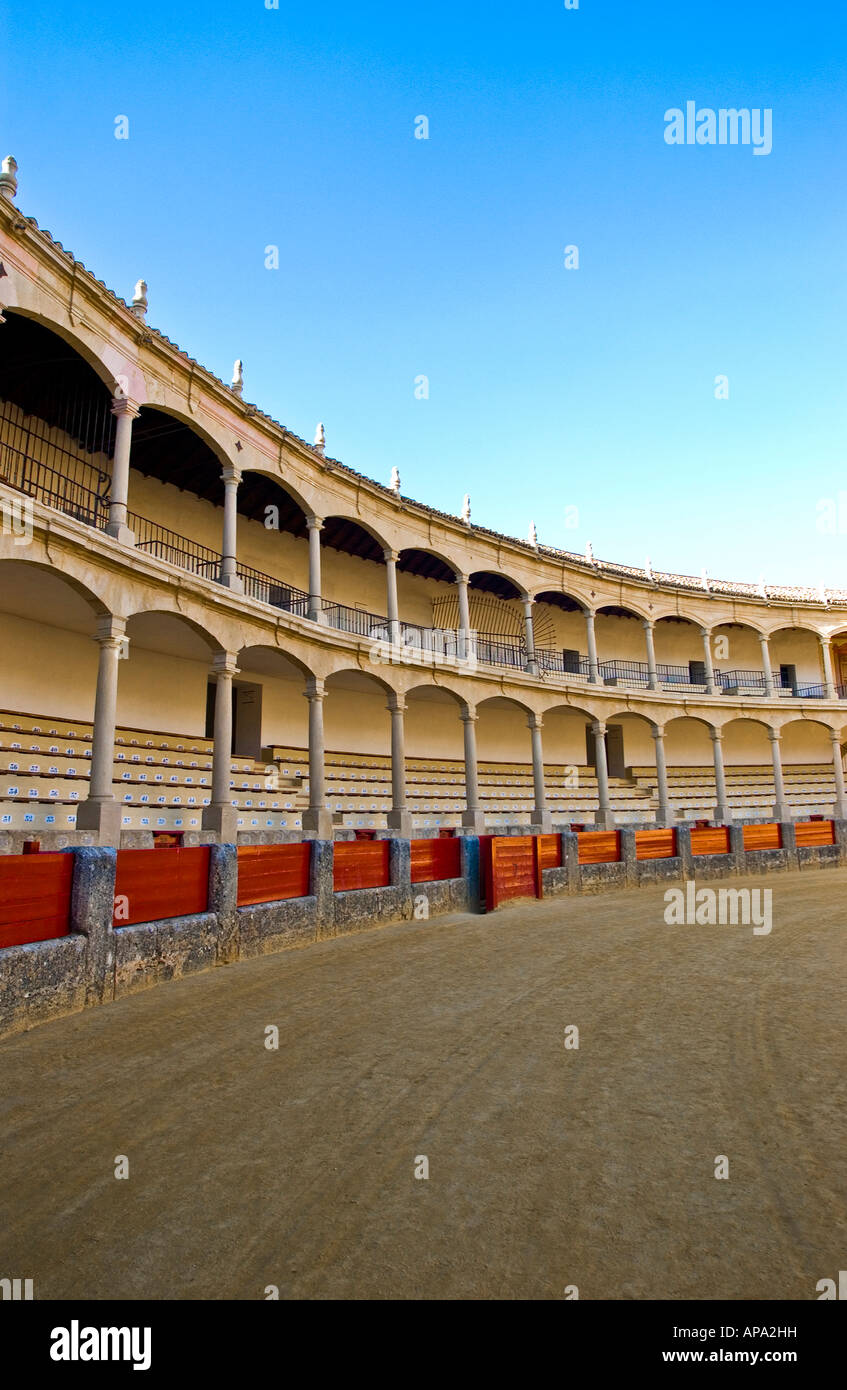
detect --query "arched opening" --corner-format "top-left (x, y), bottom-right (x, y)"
top-left (767, 626), bottom-right (826, 696)
top-left (709, 622), bottom-right (766, 692)
top-left (404, 685), bottom-right (466, 830)
top-left (532, 591), bottom-right (588, 676)
top-left (322, 669), bottom-right (396, 830)
top-left (594, 605), bottom-right (649, 685)
top-left (476, 696), bottom-right (536, 827)
top-left (0, 311), bottom-right (115, 529)
top-left (653, 616), bottom-right (708, 689)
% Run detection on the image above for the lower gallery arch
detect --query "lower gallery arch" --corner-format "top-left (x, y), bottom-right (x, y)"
top-left (232, 645), bottom-right (315, 835)
top-left (321, 668), bottom-right (398, 833)
top-left (404, 685), bottom-right (466, 830)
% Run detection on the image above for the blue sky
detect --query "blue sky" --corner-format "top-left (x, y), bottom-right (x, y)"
top-left (3, 0), bottom-right (846, 584)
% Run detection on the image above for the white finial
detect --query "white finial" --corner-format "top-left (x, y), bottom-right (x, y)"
top-left (818, 582), bottom-right (829, 606)
top-left (757, 575), bottom-right (767, 599)
top-left (0, 155), bottom-right (18, 201)
top-left (231, 360), bottom-right (244, 395)
top-left (528, 521), bottom-right (538, 547)
top-left (645, 556), bottom-right (653, 580)
top-left (314, 422), bottom-right (326, 454)
top-left (390, 466), bottom-right (401, 494)
top-left (701, 568), bottom-right (710, 592)
top-left (130, 279), bottom-right (148, 320)
top-left (585, 541), bottom-right (594, 565)
top-left (461, 494), bottom-right (471, 524)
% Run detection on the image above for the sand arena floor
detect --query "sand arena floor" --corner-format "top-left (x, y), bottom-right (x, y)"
top-left (1, 867), bottom-right (845, 1301)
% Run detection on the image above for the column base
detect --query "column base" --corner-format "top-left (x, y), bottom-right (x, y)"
top-left (386, 809), bottom-right (414, 835)
top-left (302, 807), bottom-right (334, 839)
top-left (220, 573), bottom-right (244, 595)
top-left (773, 802), bottom-right (792, 822)
top-left (525, 661), bottom-right (539, 677)
top-left (530, 810), bottom-right (554, 833)
top-left (202, 803), bottom-right (239, 843)
top-left (105, 522), bottom-right (136, 547)
top-left (654, 806), bottom-right (673, 828)
top-left (594, 809), bottom-right (616, 830)
top-left (75, 798), bottom-right (122, 847)
top-left (308, 608), bottom-right (328, 626)
top-left (713, 804), bottom-right (733, 824)
top-left (461, 809), bottom-right (487, 833)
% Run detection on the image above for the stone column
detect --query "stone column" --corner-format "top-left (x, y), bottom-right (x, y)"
top-left (76, 616), bottom-right (127, 846)
top-left (528, 712), bottom-right (552, 831)
top-left (220, 464), bottom-right (244, 593)
top-left (302, 677), bottom-right (333, 838)
top-left (585, 609), bottom-right (599, 684)
top-left (460, 704), bottom-right (486, 832)
top-left (819, 635), bottom-right (837, 700)
top-left (202, 653), bottom-right (240, 842)
top-left (385, 549), bottom-right (401, 648)
top-left (759, 633), bottom-right (775, 696)
top-left (523, 598), bottom-right (539, 676)
top-left (307, 516), bottom-right (325, 623)
top-left (386, 694), bottom-right (412, 834)
top-left (651, 724), bottom-right (671, 826)
top-left (456, 573), bottom-right (472, 661)
top-left (644, 620), bottom-right (659, 691)
top-left (700, 627), bottom-right (718, 695)
top-left (106, 397), bottom-right (139, 545)
top-left (592, 720), bottom-right (615, 829)
top-left (829, 729), bottom-right (846, 819)
top-left (769, 727), bottom-right (790, 821)
top-left (710, 727), bottom-right (731, 823)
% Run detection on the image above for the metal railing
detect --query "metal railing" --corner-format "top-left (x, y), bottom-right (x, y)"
top-left (657, 663), bottom-right (707, 689)
top-left (0, 441), bottom-right (110, 530)
top-left (238, 565), bottom-right (310, 616)
top-left (536, 648), bottom-right (590, 678)
top-left (599, 659), bottom-right (650, 686)
top-left (474, 632), bottom-right (527, 670)
top-left (322, 601), bottom-right (388, 638)
top-left (129, 512), bottom-right (222, 580)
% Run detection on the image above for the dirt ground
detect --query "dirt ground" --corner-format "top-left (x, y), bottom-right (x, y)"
top-left (1, 867), bottom-right (845, 1301)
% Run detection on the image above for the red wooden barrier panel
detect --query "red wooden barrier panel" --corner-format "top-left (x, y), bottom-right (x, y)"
top-left (742, 823), bottom-right (782, 852)
top-left (237, 843), bottom-right (311, 906)
top-left (489, 835), bottom-right (540, 909)
top-left (795, 819), bottom-right (835, 847)
top-left (0, 852), bottom-right (73, 949)
top-left (410, 837), bottom-right (462, 884)
top-left (690, 826), bottom-right (731, 856)
top-left (333, 839), bottom-right (390, 892)
top-left (537, 834), bottom-right (562, 870)
top-left (577, 831), bottom-right (620, 864)
top-left (113, 846), bottom-right (210, 927)
top-left (635, 829), bottom-right (677, 860)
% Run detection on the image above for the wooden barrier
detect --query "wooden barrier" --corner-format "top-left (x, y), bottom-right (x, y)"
top-left (333, 839), bottom-right (391, 892)
top-left (489, 836), bottom-right (540, 909)
top-left (113, 846), bottom-right (210, 927)
top-left (410, 837), bottom-right (462, 884)
top-left (537, 834), bottom-right (562, 870)
top-left (635, 829), bottom-right (677, 860)
top-left (0, 852), bottom-right (73, 949)
top-left (794, 819), bottom-right (835, 847)
top-left (742, 823), bottom-right (781, 852)
top-left (237, 843), bottom-right (311, 906)
top-left (577, 831), bottom-right (620, 865)
top-left (690, 826), bottom-right (731, 856)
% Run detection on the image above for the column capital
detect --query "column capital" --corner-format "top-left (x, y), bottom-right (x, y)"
top-left (93, 615), bottom-right (127, 644)
top-left (758, 631), bottom-right (771, 645)
top-left (304, 676), bottom-right (327, 701)
top-left (829, 728), bottom-right (842, 743)
top-left (383, 547), bottom-right (400, 564)
top-left (306, 514), bottom-right (324, 532)
top-left (768, 727), bottom-right (781, 743)
top-left (642, 617), bottom-right (655, 631)
top-left (110, 396), bottom-right (141, 419)
top-left (526, 712), bottom-right (543, 731)
top-left (221, 464), bottom-right (242, 487)
top-left (583, 607), bottom-right (597, 620)
top-left (211, 652), bottom-right (240, 678)
top-left (591, 719), bottom-right (606, 735)
top-left (460, 703), bottom-right (478, 724)
top-left (710, 726), bottom-right (723, 742)
top-left (699, 625), bottom-right (712, 638)
top-left (386, 694), bottom-right (406, 715)
top-left (651, 724), bottom-right (665, 740)
top-left (819, 632), bottom-right (832, 647)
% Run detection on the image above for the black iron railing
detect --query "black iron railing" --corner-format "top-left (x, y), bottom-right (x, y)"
top-left (129, 512), bottom-right (222, 580)
top-left (322, 601), bottom-right (388, 637)
top-left (599, 659), bottom-right (650, 686)
top-left (657, 663), bottom-right (707, 688)
top-left (238, 565), bottom-right (310, 616)
top-left (475, 632), bottom-right (527, 670)
top-left (0, 441), bottom-right (110, 529)
top-left (536, 648), bottom-right (590, 678)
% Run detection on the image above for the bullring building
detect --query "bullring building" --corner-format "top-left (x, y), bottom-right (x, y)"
top-left (1, 154), bottom-right (845, 851)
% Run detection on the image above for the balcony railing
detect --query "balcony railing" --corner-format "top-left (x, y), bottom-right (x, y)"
top-left (129, 512), bottom-right (222, 579)
top-left (238, 565), bottom-right (310, 617)
top-left (657, 663), bottom-right (707, 689)
top-left (0, 441), bottom-right (110, 530)
top-left (536, 649), bottom-right (591, 678)
top-left (473, 632), bottom-right (528, 670)
top-left (600, 659), bottom-right (650, 686)
top-left (322, 602), bottom-right (388, 638)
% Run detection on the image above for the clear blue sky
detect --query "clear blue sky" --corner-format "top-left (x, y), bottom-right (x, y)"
top-left (3, 0), bottom-right (846, 585)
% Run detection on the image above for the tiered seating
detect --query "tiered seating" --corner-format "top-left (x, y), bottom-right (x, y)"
top-left (0, 711), bottom-right (304, 833)
top-left (630, 763), bottom-right (838, 819)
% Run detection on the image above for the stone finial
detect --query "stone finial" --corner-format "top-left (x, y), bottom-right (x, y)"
top-left (390, 466), bottom-right (401, 494)
top-left (314, 422), bottom-right (326, 455)
top-left (818, 583), bottom-right (829, 606)
top-left (528, 521), bottom-right (538, 547)
top-left (461, 494), bottom-right (471, 524)
top-left (231, 360), bottom-right (244, 395)
top-left (0, 155), bottom-right (18, 201)
top-left (645, 556), bottom-right (653, 580)
top-left (701, 568), bottom-right (710, 592)
top-left (585, 541), bottom-right (594, 564)
top-left (757, 575), bottom-right (767, 599)
top-left (130, 279), bottom-right (148, 319)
